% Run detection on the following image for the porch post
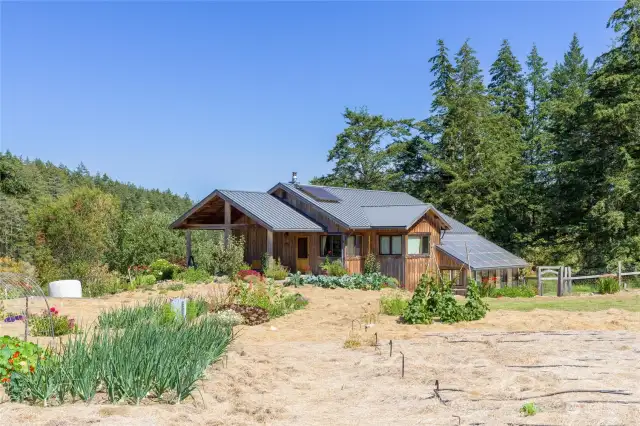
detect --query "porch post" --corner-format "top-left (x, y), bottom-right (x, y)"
top-left (224, 201), bottom-right (231, 248)
top-left (185, 230), bottom-right (192, 267)
top-left (341, 234), bottom-right (346, 265)
top-left (266, 230), bottom-right (273, 258)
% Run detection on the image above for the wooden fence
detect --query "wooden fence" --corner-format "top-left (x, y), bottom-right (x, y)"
top-left (536, 262), bottom-right (640, 296)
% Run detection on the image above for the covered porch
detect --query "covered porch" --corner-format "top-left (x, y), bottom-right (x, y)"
top-left (169, 190), bottom-right (325, 270)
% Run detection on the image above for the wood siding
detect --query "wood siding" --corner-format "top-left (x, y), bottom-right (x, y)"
top-left (231, 216), bottom-right (266, 266)
top-left (438, 249), bottom-right (465, 269)
top-left (345, 257), bottom-right (363, 274)
top-left (402, 212), bottom-right (443, 291)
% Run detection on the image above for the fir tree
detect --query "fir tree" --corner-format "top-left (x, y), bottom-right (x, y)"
top-left (488, 39), bottom-right (527, 127)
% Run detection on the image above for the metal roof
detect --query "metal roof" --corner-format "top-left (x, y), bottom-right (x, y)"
top-left (218, 190), bottom-right (324, 232)
top-left (434, 210), bottom-right (477, 234)
top-left (362, 204), bottom-right (436, 229)
top-left (270, 183), bottom-right (429, 228)
top-left (437, 233), bottom-right (528, 270)
top-left (170, 190), bottom-right (324, 232)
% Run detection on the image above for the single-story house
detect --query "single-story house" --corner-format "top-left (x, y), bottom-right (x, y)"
top-left (170, 174), bottom-right (528, 292)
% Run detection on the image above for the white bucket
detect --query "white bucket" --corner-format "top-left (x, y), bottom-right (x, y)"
top-left (48, 280), bottom-right (82, 298)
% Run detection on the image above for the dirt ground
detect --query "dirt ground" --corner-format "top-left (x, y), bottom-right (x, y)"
top-left (1, 285), bottom-right (640, 425)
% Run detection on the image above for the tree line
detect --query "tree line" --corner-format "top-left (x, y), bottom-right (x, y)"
top-left (0, 153), bottom-right (222, 284)
top-left (313, 0), bottom-right (640, 270)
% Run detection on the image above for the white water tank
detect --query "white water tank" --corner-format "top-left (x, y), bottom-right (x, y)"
top-left (48, 280), bottom-right (82, 298)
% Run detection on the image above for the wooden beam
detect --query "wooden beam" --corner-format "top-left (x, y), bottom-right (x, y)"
top-left (185, 230), bottom-right (192, 267)
top-left (182, 223), bottom-right (250, 230)
top-left (224, 201), bottom-right (231, 248)
top-left (266, 230), bottom-right (273, 256)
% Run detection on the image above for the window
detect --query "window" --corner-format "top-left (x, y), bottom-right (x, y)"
top-left (297, 237), bottom-right (308, 259)
top-left (407, 235), bottom-right (430, 255)
top-left (379, 235), bottom-right (402, 255)
top-left (321, 235), bottom-right (342, 257)
top-left (346, 235), bottom-right (362, 257)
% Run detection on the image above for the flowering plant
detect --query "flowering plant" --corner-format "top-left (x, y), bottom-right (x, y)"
top-left (28, 307), bottom-right (77, 337)
top-left (0, 336), bottom-right (46, 384)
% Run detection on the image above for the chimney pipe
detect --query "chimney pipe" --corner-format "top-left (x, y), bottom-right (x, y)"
top-left (291, 172), bottom-right (298, 184)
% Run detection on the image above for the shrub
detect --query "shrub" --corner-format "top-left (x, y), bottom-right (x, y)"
top-left (260, 252), bottom-right (273, 273)
top-left (0, 257), bottom-right (36, 276)
top-left (175, 267), bottom-right (212, 284)
top-left (0, 336), bottom-right (47, 383)
top-left (402, 275), bottom-right (488, 324)
top-left (363, 253), bottom-right (380, 274)
top-left (149, 259), bottom-right (180, 281)
top-left (490, 285), bottom-right (537, 298)
top-left (379, 291), bottom-right (409, 316)
top-left (520, 402), bottom-right (539, 416)
top-left (627, 276), bottom-right (640, 288)
top-left (238, 269), bottom-right (262, 281)
top-left (29, 307), bottom-right (77, 337)
top-left (83, 264), bottom-right (125, 297)
top-left (402, 275), bottom-right (433, 324)
top-left (321, 259), bottom-right (348, 276)
top-left (211, 235), bottom-right (246, 277)
top-left (132, 274), bottom-right (156, 288)
top-left (228, 280), bottom-right (307, 319)
top-left (264, 258), bottom-right (289, 280)
top-left (285, 271), bottom-right (305, 287)
top-left (210, 309), bottom-right (244, 327)
top-left (463, 280), bottom-right (489, 321)
top-left (596, 277), bottom-right (620, 294)
top-left (428, 280), bottom-right (466, 324)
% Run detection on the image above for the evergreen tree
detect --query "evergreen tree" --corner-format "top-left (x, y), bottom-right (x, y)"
top-left (580, 0), bottom-right (640, 267)
top-left (434, 41), bottom-right (524, 240)
top-left (488, 39), bottom-right (528, 127)
top-left (545, 35), bottom-right (592, 263)
top-left (311, 107), bottom-right (413, 189)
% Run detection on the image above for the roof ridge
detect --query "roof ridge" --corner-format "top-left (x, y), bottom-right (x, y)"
top-left (361, 203), bottom-right (432, 207)
top-left (282, 182), bottom-right (414, 195)
top-left (219, 189), bottom-right (268, 194)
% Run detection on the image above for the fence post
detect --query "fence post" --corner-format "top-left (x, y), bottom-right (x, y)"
top-left (618, 261), bottom-right (623, 290)
top-left (537, 267), bottom-right (542, 296)
top-left (557, 266), bottom-right (564, 297)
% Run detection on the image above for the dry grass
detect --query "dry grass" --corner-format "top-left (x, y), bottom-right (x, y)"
top-left (1, 285), bottom-right (640, 425)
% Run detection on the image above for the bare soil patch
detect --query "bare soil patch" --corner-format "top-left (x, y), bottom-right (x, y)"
top-left (1, 285), bottom-right (639, 425)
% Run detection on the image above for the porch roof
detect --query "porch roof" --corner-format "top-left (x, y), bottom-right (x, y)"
top-left (170, 190), bottom-right (324, 232)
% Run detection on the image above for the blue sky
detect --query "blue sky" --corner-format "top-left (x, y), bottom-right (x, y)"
top-left (1, 1), bottom-right (619, 201)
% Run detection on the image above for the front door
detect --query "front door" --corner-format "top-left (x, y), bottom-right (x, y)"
top-left (296, 237), bottom-right (309, 273)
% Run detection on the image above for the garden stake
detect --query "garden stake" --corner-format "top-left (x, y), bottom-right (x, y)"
top-left (24, 296), bottom-right (29, 341)
top-left (389, 340), bottom-right (393, 357)
top-left (400, 351), bottom-right (405, 378)
top-left (374, 332), bottom-right (378, 345)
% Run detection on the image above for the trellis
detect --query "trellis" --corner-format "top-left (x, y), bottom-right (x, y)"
top-left (0, 272), bottom-right (55, 339)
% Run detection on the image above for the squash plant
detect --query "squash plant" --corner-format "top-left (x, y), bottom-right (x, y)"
top-left (0, 336), bottom-right (46, 383)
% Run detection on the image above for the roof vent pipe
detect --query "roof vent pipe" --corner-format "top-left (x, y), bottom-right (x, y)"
top-left (291, 172), bottom-right (298, 185)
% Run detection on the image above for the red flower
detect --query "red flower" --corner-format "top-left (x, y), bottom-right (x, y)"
top-left (1, 377), bottom-right (9, 383)
top-left (12, 351), bottom-right (20, 359)
top-left (29, 366), bottom-right (35, 373)
top-left (8, 359), bottom-right (13, 365)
